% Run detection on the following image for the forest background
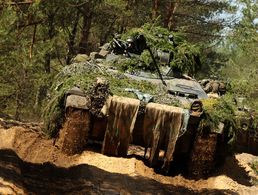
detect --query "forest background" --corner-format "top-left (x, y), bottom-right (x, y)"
top-left (0, 0), bottom-right (257, 120)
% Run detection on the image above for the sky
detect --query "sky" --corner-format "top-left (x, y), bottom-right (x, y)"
top-left (216, 0), bottom-right (258, 35)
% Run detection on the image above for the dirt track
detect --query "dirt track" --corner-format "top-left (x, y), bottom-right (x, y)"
top-left (0, 122), bottom-right (257, 194)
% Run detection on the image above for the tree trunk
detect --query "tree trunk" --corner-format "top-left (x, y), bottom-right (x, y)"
top-left (100, 17), bottom-right (117, 45)
top-left (66, 11), bottom-right (80, 65)
top-left (29, 24), bottom-right (37, 59)
top-left (78, 8), bottom-right (92, 54)
top-left (164, 1), bottom-right (179, 30)
top-left (152, 0), bottom-right (159, 20)
top-left (44, 53), bottom-right (51, 73)
top-left (44, 11), bottom-right (56, 73)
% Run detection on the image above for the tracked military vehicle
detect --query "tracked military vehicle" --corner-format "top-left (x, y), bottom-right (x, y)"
top-left (45, 33), bottom-right (229, 176)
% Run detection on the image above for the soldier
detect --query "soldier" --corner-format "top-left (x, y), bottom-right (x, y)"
top-left (126, 34), bottom-right (147, 55)
top-left (126, 38), bottom-right (135, 54)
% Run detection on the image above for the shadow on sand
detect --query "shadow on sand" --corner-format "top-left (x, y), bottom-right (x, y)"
top-left (212, 154), bottom-right (254, 187)
top-left (0, 149), bottom-right (239, 194)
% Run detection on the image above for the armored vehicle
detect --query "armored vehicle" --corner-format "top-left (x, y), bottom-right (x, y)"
top-left (46, 34), bottom-right (228, 176)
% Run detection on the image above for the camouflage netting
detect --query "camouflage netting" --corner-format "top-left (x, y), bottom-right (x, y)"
top-left (119, 23), bottom-right (201, 75)
top-left (95, 23), bottom-right (201, 76)
top-left (200, 96), bottom-right (258, 155)
top-left (42, 62), bottom-right (181, 137)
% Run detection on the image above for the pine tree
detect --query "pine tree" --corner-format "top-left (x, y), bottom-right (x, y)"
top-left (221, 0), bottom-right (258, 108)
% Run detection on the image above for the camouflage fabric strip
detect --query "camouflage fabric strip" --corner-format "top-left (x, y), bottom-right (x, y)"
top-left (143, 103), bottom-right (183, 167)
top-left (102, 96), bottom-right (140, 156)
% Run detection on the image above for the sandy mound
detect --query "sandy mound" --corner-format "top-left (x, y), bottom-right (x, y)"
top-left (0, 121), bottom-right (257, 194)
